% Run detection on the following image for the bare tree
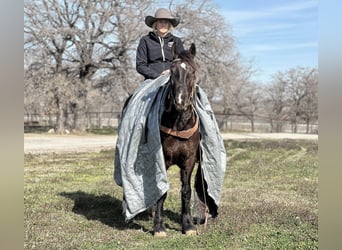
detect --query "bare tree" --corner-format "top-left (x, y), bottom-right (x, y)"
top-left (267, 66), bottom-right (318, 133)
top-left (264, 75), bottom-right (288, 132)
top-left (230, 78), bottom-right (261, 132)
top-left (284, 67), bottom-right (317, 133)
top-left (25, 0), bottom-right (72, 133)
top-left (299, 67), bottom-right (318, 133)
top-left (24, 0), bottom-right (153, 132)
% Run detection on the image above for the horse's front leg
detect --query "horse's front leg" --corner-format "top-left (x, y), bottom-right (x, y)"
top-left (153, 192), bottom-right (167, 237)
top-left (181, 163), bottom-right (197, 235)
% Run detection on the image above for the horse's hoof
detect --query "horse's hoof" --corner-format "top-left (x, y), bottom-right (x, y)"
top-left (185, 229), bottom-right (197, 236)
top-left (154, 231), bottom-right (167, 237)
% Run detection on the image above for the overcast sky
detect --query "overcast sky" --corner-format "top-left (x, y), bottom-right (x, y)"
top-left (212, 0), bottom-right (318, 84)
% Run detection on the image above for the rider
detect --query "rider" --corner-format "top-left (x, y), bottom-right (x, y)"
top-left (136, 8), bottom-right (184, 80)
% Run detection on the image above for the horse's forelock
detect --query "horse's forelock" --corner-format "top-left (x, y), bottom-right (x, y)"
top-left (177, 51), bottom-right (198, 73)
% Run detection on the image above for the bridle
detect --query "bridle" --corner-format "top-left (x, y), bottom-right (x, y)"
top-left (168, 58), bottom-right (197, 111)
top-left (160, 57), bottom-right (199, 139)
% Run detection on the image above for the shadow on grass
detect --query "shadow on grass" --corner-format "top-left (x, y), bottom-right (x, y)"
top-left (60, 191), bottom-right (149, 231)
top-left (60, 191), bottom-right (186, 234)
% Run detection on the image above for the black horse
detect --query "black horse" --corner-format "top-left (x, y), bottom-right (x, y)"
top-left (153, 43), bottom-right (215, 237)
top-left (119, 43), bottom-right (217, 236)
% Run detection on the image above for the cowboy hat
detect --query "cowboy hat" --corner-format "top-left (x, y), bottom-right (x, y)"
top-left (145, 8), bottom-right (180, 28)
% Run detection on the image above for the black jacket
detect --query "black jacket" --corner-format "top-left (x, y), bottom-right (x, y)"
top-left (136, 32), bottom-right (184, 79)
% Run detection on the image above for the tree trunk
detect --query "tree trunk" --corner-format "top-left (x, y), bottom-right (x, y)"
top-left (276, 120), bottom-right (282, 133)
top-left (56, 105), bottom-right (66, 134)
top-left (74, 101), bottom-right (87, 133)
top-left (292, 121), bottom-right (298, 133)
top-left (306, 119), bottom-right (310, 134)
top-left (250, 114), bottom-right (255, 132)
top-left (72, 81), bottom-right (88, 133)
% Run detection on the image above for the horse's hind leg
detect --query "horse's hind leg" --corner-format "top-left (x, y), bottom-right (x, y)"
top-left (194, 164), bottom-right (218, 224)
top-left (153, 192), bottom-right (167, 237)
top-left (181, 165), bottom-right (197, 235)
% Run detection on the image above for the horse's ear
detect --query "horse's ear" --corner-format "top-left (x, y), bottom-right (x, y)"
top-left (172, 43), bottom-right (179, 59)
top-left (189, 43), bottom-right (196, 58)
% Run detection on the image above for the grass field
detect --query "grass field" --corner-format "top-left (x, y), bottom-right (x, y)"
top-left (24, 139), bottom-right (318, 249)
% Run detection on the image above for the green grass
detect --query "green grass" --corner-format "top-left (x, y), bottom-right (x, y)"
top-left (24, 139), bottom-right (318, 249)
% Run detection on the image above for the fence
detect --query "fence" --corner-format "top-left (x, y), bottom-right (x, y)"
top-left (24, 112), bottom-right (121, 132)
top-left (24, 112), bottom-right (318, 134)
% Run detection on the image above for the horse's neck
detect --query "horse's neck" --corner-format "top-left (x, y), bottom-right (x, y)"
top-left (170, 105), bottom-right (195, 131)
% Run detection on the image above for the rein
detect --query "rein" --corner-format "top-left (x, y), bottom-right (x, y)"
top-left (160, 115), bottom-right (199, 139)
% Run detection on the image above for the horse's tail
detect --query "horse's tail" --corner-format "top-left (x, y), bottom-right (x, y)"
top-left (193, 162), bottom-right (218, 225)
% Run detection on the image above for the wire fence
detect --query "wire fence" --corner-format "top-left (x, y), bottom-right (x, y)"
top-left (24, 112), bottom-right (318, 134)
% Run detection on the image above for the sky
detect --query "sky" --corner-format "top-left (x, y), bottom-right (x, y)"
top-left (212, 0), bottom-right (318, 84)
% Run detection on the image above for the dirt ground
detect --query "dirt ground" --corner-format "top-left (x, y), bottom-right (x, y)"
top-left (24, 132), bottom-right (318, 154)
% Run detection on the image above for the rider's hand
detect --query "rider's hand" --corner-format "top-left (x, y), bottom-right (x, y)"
top-left (161, 69), bottom-right (170, 75)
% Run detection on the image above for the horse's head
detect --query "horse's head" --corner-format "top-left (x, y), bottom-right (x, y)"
top-left (169, 43), bottom-right (198, 111)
